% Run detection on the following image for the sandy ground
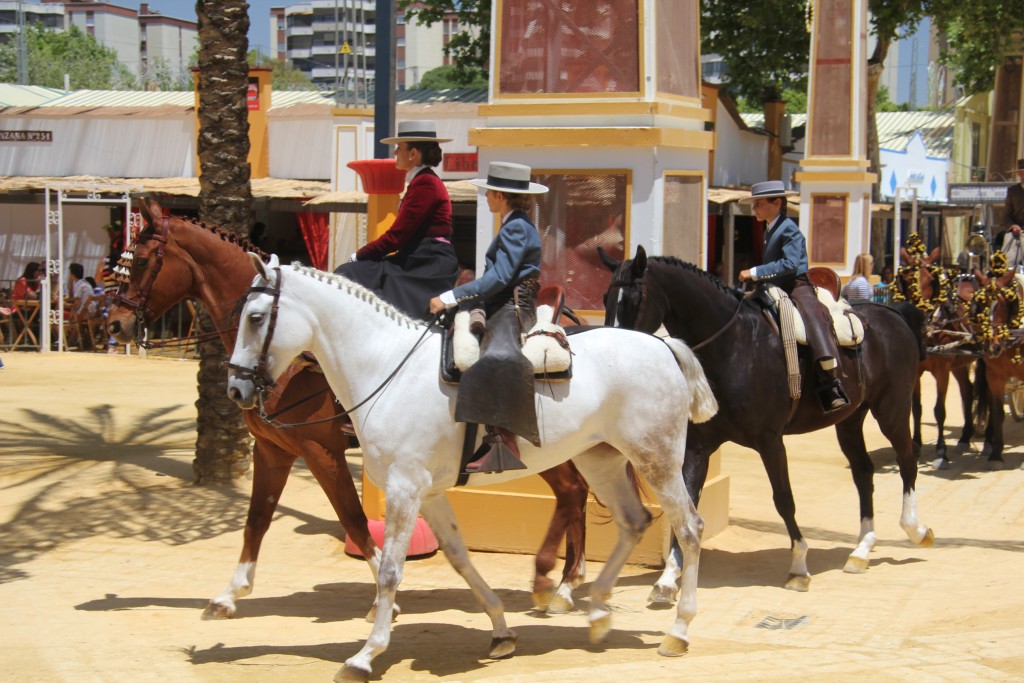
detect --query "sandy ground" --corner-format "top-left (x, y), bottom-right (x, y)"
top-left (2, 351), bottom-right (1024, 682)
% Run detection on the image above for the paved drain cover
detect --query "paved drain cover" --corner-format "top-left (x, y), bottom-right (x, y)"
top-left (753, 614), bottom-right (806, 630)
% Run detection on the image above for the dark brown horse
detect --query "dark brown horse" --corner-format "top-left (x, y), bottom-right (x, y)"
top-left (892, 246), bottom-right (977, 469)
top-left (107, 198), bottom-right (590, 618)
top-left (602, 246), bottom-right (933, 596)
top-left (968, 267), bottom-right (1024, 469)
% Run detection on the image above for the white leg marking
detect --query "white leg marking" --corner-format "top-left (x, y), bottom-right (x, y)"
top-left (900, 490), bottom-right (934, 546)
top-left (203, 561), bottom-right (256, 619)
top-left (844, 518), bottom-right (875, 573)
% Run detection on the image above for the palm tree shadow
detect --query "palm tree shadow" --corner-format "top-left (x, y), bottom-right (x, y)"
top-left (0, 402), bottom-right (325, 585)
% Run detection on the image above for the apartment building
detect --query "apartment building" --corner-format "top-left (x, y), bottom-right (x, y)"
top-left (32, 0), bottom-right (197, 82)
top-left (281, 1), bottom-right (457, 94)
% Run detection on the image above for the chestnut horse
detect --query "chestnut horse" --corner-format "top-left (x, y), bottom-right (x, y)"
top-left (106, 199), bottom-right (590, 618)
top-left (892, 245), bottom-right (977, 469)
top-left (602, 246), bottom-right (933, 596)
top-left (968, 267), bottom-right (1024, 469)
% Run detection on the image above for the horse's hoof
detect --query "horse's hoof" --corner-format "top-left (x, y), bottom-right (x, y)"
top-left (933, 457), bottom-right (950, 471)
top-left (987, 458), bottom-right (1005, 471)
top-left (546, 593), bottom-right (574, 615)
top-left (531, 586), bottom-right (555, 611)
top-left (589, 614), bottom-right (612, 644)
top-left (955, 442), bottom-right (969, 454)
top-left (657, 634), bottom-right (690, 657)
top-left (843, 556), bottom-right (869, 574)
top-left (647, 584), bottom-right (678, 606)
top-left (784, 574), bottom-right (811, 592)
top-left (201, 601), bottom-right (234, 620)
top-left (489, 633), bottom-right (518, 659)
top-left (918, 528), bottom-right (935, 548)
top-left (335, 664), bottom-right (371, 682)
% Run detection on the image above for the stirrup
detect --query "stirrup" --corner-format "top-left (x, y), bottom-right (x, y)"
top-left (816, 379), bottom-right (849, 413)
top-left (463, 435), bottom-right (527, 474)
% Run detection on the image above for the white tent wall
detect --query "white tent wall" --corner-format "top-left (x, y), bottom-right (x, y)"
top-left (0, 117), bottom-right (195, 178)
top-left (0, 203), bottom-right (111, 283)
top-left (269, 117), bottom-right (336, 180)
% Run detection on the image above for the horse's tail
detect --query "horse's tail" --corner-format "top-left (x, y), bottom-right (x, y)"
top-left (974, 357), bottom-right (990, 428)
top-left (662, 337), bottom-right (718, 423)
top-left (888, 300), bottom-right (928, 361)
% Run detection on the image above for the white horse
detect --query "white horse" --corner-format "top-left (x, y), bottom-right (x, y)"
top-left (226, 255), bottom-right (718, 682)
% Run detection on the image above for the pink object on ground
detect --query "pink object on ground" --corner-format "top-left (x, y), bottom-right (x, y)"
top-left (344, 517), bottom-right (439, 558)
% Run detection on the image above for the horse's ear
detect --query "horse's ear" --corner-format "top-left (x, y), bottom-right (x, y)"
top-left (927, 247), bottom-right (941, 264)
top-left (974, 268), bottom-right (988, 286)
top-left (137, 197), bottom-right (154, 226)
top-left (249, 252), bottom-right (269, 280)
top-left (267, 253), bottom-right (280, 269)
top-left (596, 246), bottom-right (620, 272)
top-left (632, 245), bottom-right (647, 277)
top-left (900, 247), bottom-right (911, 264)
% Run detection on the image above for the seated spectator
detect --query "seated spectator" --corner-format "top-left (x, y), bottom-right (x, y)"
top-left (68, 263), bottom-right (93, 316)
top-left (842, 253), bottom-right (874, 302)
top-left (12, 262), bottom-right (41, 308)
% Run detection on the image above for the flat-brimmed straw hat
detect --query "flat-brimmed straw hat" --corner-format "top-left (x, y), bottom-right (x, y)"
top-left (380, 120), bottom-right (452, 144)
top-left (468, 161), bottom-right (549, 194)
top-left (738, 179), bottom-right (798, 205)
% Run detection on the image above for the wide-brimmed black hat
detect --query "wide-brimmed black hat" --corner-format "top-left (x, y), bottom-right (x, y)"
top-left (379, 120), bottom-right (452, 144)
top-left (738, 180), bottom-right (798, 205)
top-left (468, 161), bottom-right (549, 195)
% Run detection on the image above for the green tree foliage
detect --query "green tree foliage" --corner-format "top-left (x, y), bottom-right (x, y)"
top-left (415, 64), bottom-right (487, 89)
top-left (0, 24), bottom-right (136, 89)
top-left (247, 50), bottom-right (319, 91)
top-left (397, 0), bottom-right (490, 85)
top-left (737, 86), bottom-right (807, 115)
top-left (139, 57), bottom-right (192, 91)
top-left (935, 1), bottom-right (1024, 94)
top-left (702, 0), bottom-right (811, 105)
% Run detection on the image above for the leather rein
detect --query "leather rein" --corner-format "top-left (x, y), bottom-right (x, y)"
top-left (227, 265), bottom-right (444, 430)
top-left (612, 268), bottom-right (742, 352)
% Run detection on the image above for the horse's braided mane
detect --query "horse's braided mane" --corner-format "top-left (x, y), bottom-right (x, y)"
top-left (288, 262), bottom-right (422, 329)
top-left (647, 255), bottom-right (741, 299)
top-left (143, 212), bottom-right (268, 260)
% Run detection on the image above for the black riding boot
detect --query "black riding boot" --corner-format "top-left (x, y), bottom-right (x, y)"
top-left (815, 358), bottom-right (850, 413)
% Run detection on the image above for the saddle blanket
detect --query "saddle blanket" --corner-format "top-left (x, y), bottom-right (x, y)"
top-left (766, 286), bottom-right (865, 347)
top-left (453, 304), bottom-right (572, 375)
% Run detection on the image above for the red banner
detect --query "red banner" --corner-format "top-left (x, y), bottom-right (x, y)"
top-left (443, 153), bottom-right (478, 173)
top-left (247, 82), bottom-right (259, 111)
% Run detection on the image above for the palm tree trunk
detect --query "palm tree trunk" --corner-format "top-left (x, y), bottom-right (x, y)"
top-left (192, 0), bottom-right (254, 484)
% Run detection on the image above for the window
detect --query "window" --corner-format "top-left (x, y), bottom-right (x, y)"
top-left (533, 171), bottom-right (629, 311)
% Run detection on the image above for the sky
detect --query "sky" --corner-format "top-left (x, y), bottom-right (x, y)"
top-left (118, 1), bottom-right (276, 56)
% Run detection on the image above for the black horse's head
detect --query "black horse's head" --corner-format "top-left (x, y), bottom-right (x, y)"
top-left (599, 245), bottom-right (658, 332)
